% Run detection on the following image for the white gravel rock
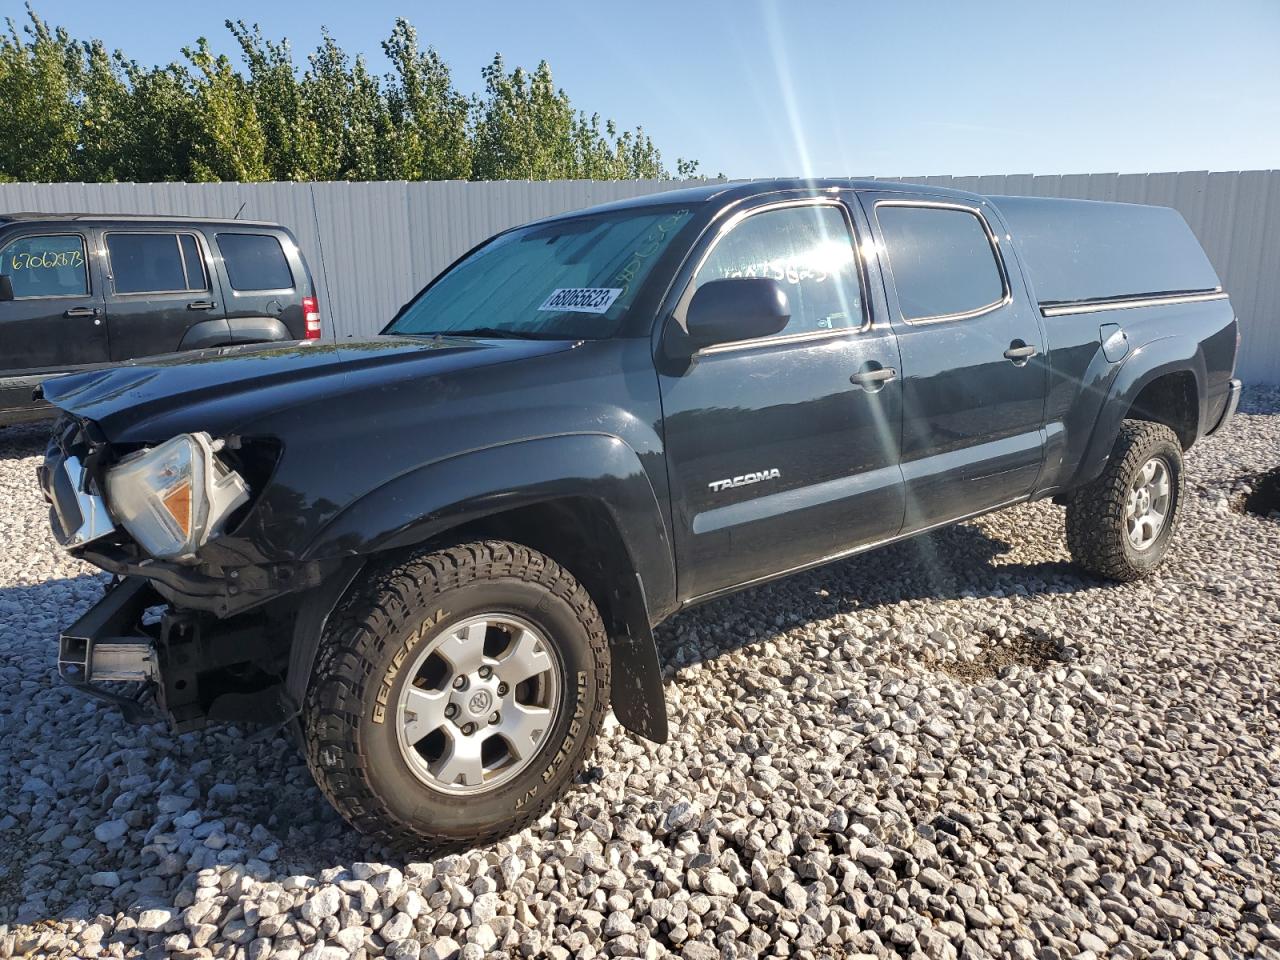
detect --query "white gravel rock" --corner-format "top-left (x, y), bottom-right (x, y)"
top-left (297, 886), bottom-right (341, 925)
top-left (386, 940), bottom-right (421, 960)
top-left (0, 392), bottom-right (1277, 959)
top-left (135, 907), bottom-right (174, 932)
top-left (423, 936), bottom-right (460, 960)
top-left (380, 911), bottom-right (413, 941)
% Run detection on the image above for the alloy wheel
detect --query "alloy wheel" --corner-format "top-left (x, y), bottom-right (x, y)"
top-left (395, 613), bottom-right (562, 794)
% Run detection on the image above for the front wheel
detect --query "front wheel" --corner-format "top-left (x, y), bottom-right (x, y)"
top-left (303, 541), bottom-right (610, 849)
top-left (1065, 419), bottom-right (1184, 581)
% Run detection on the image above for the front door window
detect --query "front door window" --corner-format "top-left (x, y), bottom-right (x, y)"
top-left (1, 234), bottom-right (89, 299)
top-left (693, 204), bottom-right (862, 336)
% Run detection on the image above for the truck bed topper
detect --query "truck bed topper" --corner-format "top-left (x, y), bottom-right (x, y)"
top-left (990, 196), bottom-right (1222, 310)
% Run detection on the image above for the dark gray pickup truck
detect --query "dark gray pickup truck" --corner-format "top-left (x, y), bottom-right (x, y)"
top-left (38, 179), bottom-right (1241, 848)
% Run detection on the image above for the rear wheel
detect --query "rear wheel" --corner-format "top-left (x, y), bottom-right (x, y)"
top-left (303, 541), bottom-right (610, 849)
top-left (1065, 419), bottom-right (1184, 581)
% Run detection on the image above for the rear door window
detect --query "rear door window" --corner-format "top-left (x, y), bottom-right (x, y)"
top-left (106, 232), bottom-right (208, 294)
top-left (216, 233), bottom-right (294, 291)
top-left (1, 234), bottom-right (89, 298)
top-left (875, 204), bottom-right (1007, 321)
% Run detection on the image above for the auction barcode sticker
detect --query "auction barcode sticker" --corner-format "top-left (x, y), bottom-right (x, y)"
top-left (537, 287), bottom-right (623, 314)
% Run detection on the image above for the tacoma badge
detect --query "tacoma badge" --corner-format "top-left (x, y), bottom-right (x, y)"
top-left (708, 468), bottom-right (781, 493)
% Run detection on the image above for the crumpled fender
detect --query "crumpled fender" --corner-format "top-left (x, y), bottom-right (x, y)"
top-left (299, 432), bottom-right (674, 742)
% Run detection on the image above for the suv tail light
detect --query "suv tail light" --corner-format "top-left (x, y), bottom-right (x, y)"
top-left (303, 295), bottom-right (321, 340)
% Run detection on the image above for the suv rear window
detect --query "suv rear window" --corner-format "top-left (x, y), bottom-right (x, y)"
top-left (217, 233), bottom-right (293, 291)
top-left (106, 233), bottom-right (208, 294)
top-left (875, 204), bottom-right (1006, 321)
top-left (1, 234), bottom-right (89, 298)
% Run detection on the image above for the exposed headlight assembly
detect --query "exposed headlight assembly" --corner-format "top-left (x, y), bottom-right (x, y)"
top-left (104, 432), bottom-right (250, 561)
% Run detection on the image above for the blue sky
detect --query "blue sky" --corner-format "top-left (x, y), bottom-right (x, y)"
top-left (19, 0), bottom-right (1280, 178)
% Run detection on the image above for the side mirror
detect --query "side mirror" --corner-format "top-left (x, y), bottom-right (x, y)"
top-left (684, 278), bottom-right (790, 350)
top-left (0, 275), bottom-right (13, 302)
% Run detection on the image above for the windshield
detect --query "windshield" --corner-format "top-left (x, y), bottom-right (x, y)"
top-left (385, 205), bottom-right (694, 339)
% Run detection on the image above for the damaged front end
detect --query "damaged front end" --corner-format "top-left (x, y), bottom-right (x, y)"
top-left (41, 415), bottom-right (353, 733)
top-left (40, 415), bottom-right (258, 565)
top-left (57, 576), bottom-right (303, 732)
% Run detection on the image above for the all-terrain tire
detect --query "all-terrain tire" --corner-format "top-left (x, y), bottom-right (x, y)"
top-left (1065, 419), bottom-right (1184, 582)
top-left (303, 540), bottom-right (610, 850)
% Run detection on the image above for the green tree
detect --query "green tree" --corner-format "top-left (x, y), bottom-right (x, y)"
top-left (0, 7), bottom-right (80, 181)
top-left (303, 30), bottom-right (395, 181)
top-left (75, 39), bottom-right (132, 181)
top-left (474, 55), bottom-right (676, 180)
top-left (473, 57), bottom-right (571, 180)
top-left (183, 37), bottom-right (269, 182)
top-left (227, 21), bottom-right (323, 181)
top-left (381, 18), bottom-right (472, 180)
top-left (115, 59), bottom-right (201, 181)
top-left (675, 157), bottom-right (703, 179)
top-left (0, 7), bottom-right (700, 184)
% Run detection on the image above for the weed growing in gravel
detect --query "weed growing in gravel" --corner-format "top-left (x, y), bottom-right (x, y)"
top-left (922, 627), bottom-right (1067, 683)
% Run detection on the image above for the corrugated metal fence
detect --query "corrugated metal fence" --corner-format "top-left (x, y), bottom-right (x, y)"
top-left (2, 172), bottom-right (1277, 383)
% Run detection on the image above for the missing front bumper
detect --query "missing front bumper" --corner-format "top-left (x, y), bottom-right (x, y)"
top-left (59, 575), bottom-right (297, 732)
top-left (58, 577), bottom-right (160, 722)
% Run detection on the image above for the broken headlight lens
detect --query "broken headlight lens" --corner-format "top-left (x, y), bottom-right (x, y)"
top-left (103, 432), bottom-right (250, 560)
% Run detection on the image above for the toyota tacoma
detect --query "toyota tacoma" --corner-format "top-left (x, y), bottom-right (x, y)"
top-left (39, 179), bottom-right (1242, 848)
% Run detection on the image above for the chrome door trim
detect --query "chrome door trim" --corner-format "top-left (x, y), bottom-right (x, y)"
top-left (696, 326), bottom-right (863, 356)
top-left (1040, 289), bottom-right (1228, 317)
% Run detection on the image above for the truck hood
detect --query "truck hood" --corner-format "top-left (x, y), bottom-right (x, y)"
top-left (42, 335), bottom-right (577, 441)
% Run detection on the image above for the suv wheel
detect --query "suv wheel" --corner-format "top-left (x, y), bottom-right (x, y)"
top-left (303, 540), bottom-right (610, 849)
top-left (1065, 419), bottom-right (1184, 581)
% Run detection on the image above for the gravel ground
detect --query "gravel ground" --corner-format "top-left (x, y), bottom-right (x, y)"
top-left (1, 391), bottom-right (1278, 960)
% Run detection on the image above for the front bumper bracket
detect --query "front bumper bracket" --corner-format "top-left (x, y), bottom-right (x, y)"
top-left (59, 576), bottom-right (161, 722)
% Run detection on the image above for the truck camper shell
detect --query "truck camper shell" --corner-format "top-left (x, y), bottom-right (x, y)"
top-left (989, 196), bottom-right (1222, 312)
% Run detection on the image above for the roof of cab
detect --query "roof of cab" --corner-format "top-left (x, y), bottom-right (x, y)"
top-left (529, 178), bottom-right (1221, 307)
top-left (0, 212), bottom-right (280, 228)
top-left (529, 178), bottom-right (987, 223)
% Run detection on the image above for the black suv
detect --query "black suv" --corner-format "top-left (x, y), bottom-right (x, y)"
top-left (40, 180), bottom-right (1240, 849)
top-left (0, 214), bottom-right (320, 425)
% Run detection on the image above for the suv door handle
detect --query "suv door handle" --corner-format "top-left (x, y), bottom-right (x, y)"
top-left (850, 366), bottom-right (898, 390)
top-left (187, 300), bottom-right (216, 311)
top-left (1003, 343), bottom-right (1038, 363)
top-left (63, 306), bottom-right (100, 319)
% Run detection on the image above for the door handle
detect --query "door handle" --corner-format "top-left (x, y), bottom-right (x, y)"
top-left (187, 300), bottom-right (216, 311)
top-left (1003, 343), bottom-right (1038, 363)
top-left (850, 366), bottom-right (898, 389)
top-left (63, 306), bottom-right (99, 319)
